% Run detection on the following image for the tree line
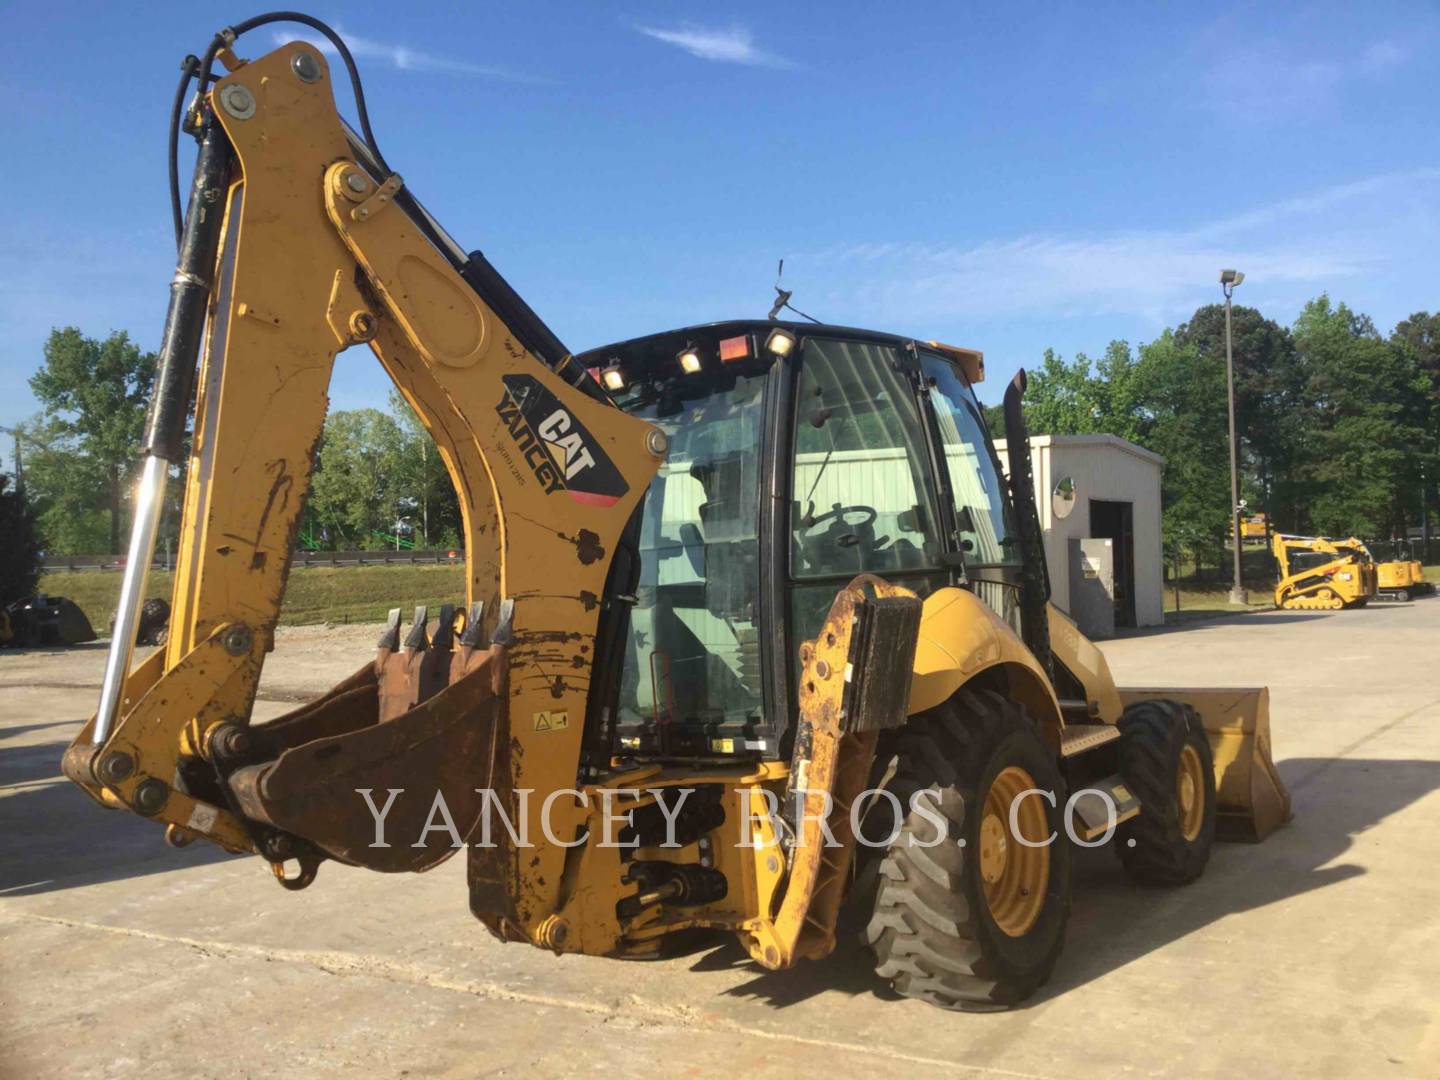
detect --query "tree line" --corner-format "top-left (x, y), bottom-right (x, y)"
top-left (14, 329), bottom-right (460, 559)
top-left (984, 296), bottom-right (1439, 572)
top-left (8, 295), bottom-right (1439, 572)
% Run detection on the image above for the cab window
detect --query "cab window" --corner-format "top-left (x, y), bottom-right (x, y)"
top-left (921, 353), bottom-right (1022, 626)
top-left (921, 354), bottom-right (1020, 567)
top-left (790, 338), bottom-right (942, 580)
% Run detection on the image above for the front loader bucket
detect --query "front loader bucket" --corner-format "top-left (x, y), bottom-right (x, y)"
top-left (1119, 687), bottom-right (1291, 842)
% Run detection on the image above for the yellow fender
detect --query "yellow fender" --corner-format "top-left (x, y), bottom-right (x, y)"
top-left (906, 587), bottom-right (1064, 747)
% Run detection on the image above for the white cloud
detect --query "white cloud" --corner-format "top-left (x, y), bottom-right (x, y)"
top-left (271, 30), bottom-right (549, 83)
top-left (790, 170), bottom-right (1440, 327)
top-left (1360, 40), bottom-right (1410, 72)
top-left (635, 24), bottom-right (794, 69)
top-left (1200, 36), bottom-right (1418, 122)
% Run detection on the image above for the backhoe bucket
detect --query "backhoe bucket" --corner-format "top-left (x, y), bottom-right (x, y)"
top-left (1119, 686), bottom-right (1291, 842)
top-left (225, 606), bottom-right (510, 874)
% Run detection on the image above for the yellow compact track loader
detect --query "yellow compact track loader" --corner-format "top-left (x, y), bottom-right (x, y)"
top-left (59, 15), bottom-right (1291, 1011)
top-left (1271, 534), bottom-right (1375, 610)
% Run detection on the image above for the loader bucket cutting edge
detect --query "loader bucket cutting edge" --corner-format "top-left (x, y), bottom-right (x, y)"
top-left (1119, 686), bottom-right (1292, 842)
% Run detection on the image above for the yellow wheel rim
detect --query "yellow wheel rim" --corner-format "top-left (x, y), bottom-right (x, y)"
top-left (979, 765), bottom-right (1050, 938)
top-left (1178, 743), bottom-right (1205, 842)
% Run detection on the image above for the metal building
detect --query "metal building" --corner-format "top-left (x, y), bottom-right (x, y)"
top-left (996, 434), bottom-right (1165, 635)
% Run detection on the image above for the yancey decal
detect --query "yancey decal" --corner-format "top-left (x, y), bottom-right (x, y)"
top-left (495, 374), bottom-right (629, 507)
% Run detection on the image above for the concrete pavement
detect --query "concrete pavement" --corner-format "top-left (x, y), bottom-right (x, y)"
top-left (3, 601), bottom-right (1438, 1078)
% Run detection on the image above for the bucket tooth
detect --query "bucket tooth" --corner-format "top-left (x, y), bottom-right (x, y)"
top-left (492, 598), bottom-right (516, 645)
top-left (459, 601), bottom-right (487, 649)
top-left (403, 605), bottom-right (430, 652)
top-left (378, 606), bottom-right (430, 721)
top-left (376, 607), bottom-right (403, 654)
top-left (452, 601), bottom-right (490, 683)
top-left (432, 603), bottom-right (457, 652)
top-left (418, 603), bottom-right (456, 701)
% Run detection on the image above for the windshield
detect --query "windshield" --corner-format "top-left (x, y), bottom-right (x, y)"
top-left (610, 364), bottom-right (768, 755)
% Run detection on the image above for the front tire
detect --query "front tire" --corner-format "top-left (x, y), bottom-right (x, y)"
top-left (1116, 700), bottom-right (1216, 885)
top-left (862, 688), bottom-right (1071, 1010)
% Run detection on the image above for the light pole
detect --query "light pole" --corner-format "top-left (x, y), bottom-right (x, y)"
top-left (0, 425), bottom-right (54, 494)
top-left (0, 427), bottom-right (21, 491)
top-left (1220, 269), bottom-right (1246, 606)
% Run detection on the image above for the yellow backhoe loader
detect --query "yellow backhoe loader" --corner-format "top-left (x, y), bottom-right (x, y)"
top-left (1363, 540), bottom-right (1433, 602)
top-left (1271, 534), bottom-right (1375, 610)
top-left (59, 15), bottom-right (1291, 1011)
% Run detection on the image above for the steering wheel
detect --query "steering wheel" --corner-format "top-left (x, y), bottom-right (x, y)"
top-left (796, 503), bottom-right (888, 574)
top-left (801, 502), bottom-right (878, 533)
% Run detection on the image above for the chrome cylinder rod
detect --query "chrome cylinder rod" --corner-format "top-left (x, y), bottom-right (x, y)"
top-left (93, 456), bottom-right (167, 743)
top-left (92, 116), bottom-right (231, 745)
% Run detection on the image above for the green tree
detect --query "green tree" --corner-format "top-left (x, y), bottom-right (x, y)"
top-left (0, 473), bottom-right (42, 605)
top-left (1130, 331), bottom-right (1231, 570)
top-left (1021, 332), bottom-right (1231, 570)
top-left (1174, 304), bottom-right (1303, 535)
top-left (308, 408), bottom-right (408, 548)
top-left (388, 391), bottom-right (462, 548)
top-left (28, 329), bottom-right (155, 553)
top-left (16, 417), bottom-right (112, 555)
top-left (1019, 341), bottom-right (1145, 443)
top-left (1390, 311), bottom-right (1440, 540)
top-left (1020, 348), bottom-right (1108, 435)
top-left (1292, 296), bottom-right (1425, 538)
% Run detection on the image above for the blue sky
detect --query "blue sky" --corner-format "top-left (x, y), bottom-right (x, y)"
top-left (2, 1), bottom-right (1437, 469)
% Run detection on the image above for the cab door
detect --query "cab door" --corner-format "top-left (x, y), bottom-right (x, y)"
top-left (783, 336), bottom-right (951, 678)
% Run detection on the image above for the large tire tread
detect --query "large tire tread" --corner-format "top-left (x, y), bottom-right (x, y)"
top-left (861, 687), bottom-right (1071, 1011)
top-left (1116, 699), bottom-right (1216, 885)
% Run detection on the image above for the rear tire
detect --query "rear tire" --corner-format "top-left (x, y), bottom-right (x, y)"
top-left (1116, 700), bottom-right (1216, 885)
top-left (862, 688), bottom-right (1071, 1010)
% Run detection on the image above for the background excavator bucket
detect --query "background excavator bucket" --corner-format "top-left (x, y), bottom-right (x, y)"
top-left (1119, 687), bottom-right (1291, 841)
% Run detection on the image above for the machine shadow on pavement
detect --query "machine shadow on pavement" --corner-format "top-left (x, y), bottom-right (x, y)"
top-left (0, 742), bottom-right (237, 897)
top-left (696, 756), bottom-right (1440, 1009)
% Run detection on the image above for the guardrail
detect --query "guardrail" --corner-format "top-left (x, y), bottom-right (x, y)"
top-left (43, 550), bottom-right (465, 572)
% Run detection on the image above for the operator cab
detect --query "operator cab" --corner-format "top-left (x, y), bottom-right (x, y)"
top-left (575, 321), bottom-right (1022, 765)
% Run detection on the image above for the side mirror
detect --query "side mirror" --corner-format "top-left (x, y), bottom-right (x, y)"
top-left (1052, 476), bottom-right (1077, 520)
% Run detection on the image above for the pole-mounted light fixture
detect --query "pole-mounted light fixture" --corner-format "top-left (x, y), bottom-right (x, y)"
top-left (1220, 268), bottom-right (1246, 605)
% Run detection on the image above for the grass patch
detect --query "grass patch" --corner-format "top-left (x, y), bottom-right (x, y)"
top-left (1160, 586), bottom-right (1272, 624)
top-left (39, 564), bottom-right (467, 629)
top-left (1425, 565), bottom-right (1439, 584)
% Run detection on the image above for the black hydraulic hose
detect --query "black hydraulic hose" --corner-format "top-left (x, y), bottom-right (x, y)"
top-left (196, 12), bottom-right (389, 172)
top-left (145, 118), bottom-right (232, 462)
top-left (172, 13), bottom-right (388, 248)
top-left (168, 54), bottom-right (200, 248)
top-left (174, 12), bottom-right (598, 399)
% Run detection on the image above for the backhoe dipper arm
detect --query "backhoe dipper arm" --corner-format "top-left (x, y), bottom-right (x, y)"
top-left (64, 39), bottom-right (663, 917)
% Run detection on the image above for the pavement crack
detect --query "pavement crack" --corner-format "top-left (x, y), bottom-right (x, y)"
top-left (6, 912), bottom-right (1058, 1079)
